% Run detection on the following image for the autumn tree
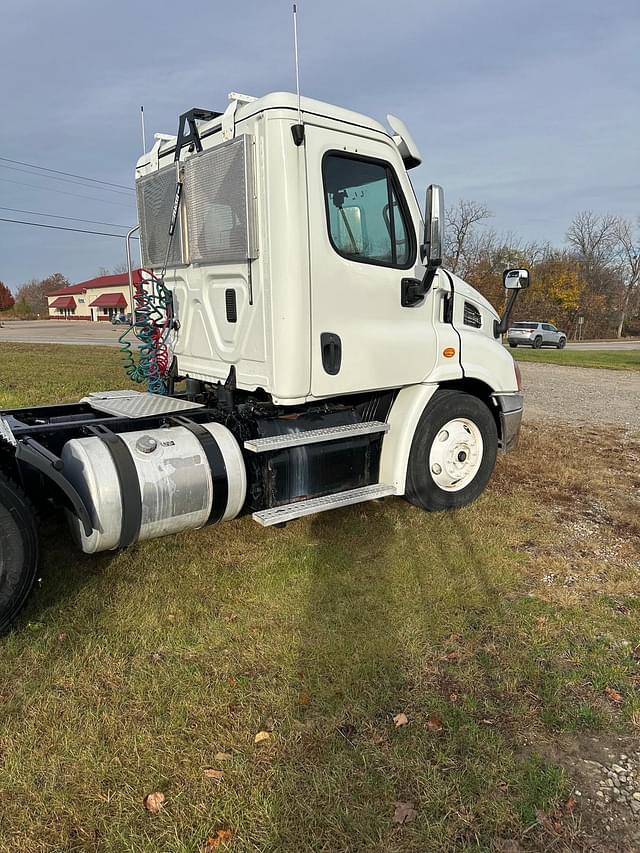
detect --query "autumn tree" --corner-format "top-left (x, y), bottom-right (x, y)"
top-left (14, 272), bottom-right (70, 317)
top-left (0, 281), bottom-right (15, 312)
top-left (513, 249), bottom-right (585, 336)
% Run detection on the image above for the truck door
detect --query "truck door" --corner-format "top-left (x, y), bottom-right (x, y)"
top-left (305, 126), bottom-right (439, 398)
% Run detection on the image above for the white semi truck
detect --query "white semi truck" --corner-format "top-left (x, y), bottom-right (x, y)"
top-left (0, 91), bottom-right (528, 633)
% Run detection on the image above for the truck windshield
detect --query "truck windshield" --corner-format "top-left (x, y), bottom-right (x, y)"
top-left (512, 323), bottom-right (537, 329)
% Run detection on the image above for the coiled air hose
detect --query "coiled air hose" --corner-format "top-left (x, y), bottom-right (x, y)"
top-left (118, 273), bottom-right (174, 395)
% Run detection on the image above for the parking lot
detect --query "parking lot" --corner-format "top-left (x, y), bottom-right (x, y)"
top-left (0, 320), bottom-right (121, 346)
top-left (519, 361), bottom-right (640, 431)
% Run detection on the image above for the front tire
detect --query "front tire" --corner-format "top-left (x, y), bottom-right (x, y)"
top-left (0, 474), bottom-right (39, 635)
top-left (509, 343), bottom-right (518, 348)
top-left (557, 338), bottom-right (566, 349)
top-left (405, 390), bottom-right (498, 511)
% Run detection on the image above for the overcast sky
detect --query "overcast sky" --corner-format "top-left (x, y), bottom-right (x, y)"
top-left (1, 0), bottom-right (638, 291)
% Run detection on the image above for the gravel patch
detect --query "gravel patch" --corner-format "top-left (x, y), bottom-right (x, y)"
top-left (520, 363), bottom-right (640, 432)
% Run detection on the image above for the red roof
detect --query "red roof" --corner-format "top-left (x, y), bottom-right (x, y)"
top-left (49, 269), bottom-right (142, 297)
top-left (49, 295), bottom-right (77, 309)
top-left (89, 292), bottom-right (127, 308)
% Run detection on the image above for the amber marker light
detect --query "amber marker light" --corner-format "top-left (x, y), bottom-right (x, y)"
top-left (442, 347), bottom-right (456, 358)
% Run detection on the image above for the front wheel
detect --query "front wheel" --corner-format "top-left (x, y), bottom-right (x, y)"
top-left (405, 390), bottom-right (498, 511)
top-left (509, 343), bottom-right (518, 348)
top-left (557, 338), bottom-right (566, 349)
top-left (0, 474), bottom-right (39, 635)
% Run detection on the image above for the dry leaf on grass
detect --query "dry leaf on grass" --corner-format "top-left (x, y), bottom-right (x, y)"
top-left (204, 828), bottom-right (234, 848)
top-left (298, 691), bottom-right (311, 707)
top-left (254, 731), bottom-right (271, 744)
top-left (425, 716), bottom-right (444, 732)
top-left (203, 769), bottom-right (224, 781)
top-left (143, 791), bottom-right (165, 814)
top-left (604, 686), bottom-right (622, 704)
top-left (215, 752), bottom-right (233, 762)
top-left (393, 800), bottom-right (418, 824)
top-left (393, 712), bottom-right (409, 728)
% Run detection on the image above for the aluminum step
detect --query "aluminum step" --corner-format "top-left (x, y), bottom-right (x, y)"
top-left (82, 390), bottom-right (204, 419)
top-left (252, 483), bottom-right (396, 526)
top-left (244, 420), bottom-right (389, 453)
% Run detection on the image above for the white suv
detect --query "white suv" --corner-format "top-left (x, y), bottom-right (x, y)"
top-left (507, 321), bottom-right (567, 349)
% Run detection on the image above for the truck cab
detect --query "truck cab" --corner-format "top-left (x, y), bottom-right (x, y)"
top-left (0, 90), bottom-right (527, 635)
top-left (135, 92), bottom-right (520, 406)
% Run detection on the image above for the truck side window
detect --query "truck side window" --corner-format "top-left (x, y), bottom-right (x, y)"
top-left (322, 152), bottom-right (414, 269)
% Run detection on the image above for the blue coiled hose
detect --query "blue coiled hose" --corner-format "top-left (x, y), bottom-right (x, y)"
top-left (119, 273), bottom-right (173, 395)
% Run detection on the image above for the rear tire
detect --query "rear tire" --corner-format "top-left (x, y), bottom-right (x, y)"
top-left (533, 336), bottom-right (543, 349)
top-left (509, 343), bottom-right (518, 348)
top-left (0, 474), bottom-right (39, 635)
top-left (405, 390), bottom-right (498, 512)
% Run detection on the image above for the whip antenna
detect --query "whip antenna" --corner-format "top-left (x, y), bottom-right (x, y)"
top-left (291, 3), bottom-right (304, 145)
top-left (140, 105), bottom-right (147, 153)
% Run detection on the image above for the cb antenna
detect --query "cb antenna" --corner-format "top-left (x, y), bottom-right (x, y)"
top-left (140, 105), bottom-right (147, 154)
top-left (291, 3), bottom-right (304, 146)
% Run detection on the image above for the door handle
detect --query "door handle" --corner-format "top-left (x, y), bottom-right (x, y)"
top-left (320, 332), bottom-right (342, 375)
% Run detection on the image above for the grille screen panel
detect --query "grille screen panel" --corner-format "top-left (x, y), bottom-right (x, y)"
top-left (184, 135), bottom-right (257, 264)
top-left (463, 301), bottom-right (482, 328)
top-left (136, 163), bottom-right (184, 268)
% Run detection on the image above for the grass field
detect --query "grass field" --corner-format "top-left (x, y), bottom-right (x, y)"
top-left (511, 347), bottom-right (640, 372)
top-left (1, 343), bottom-right (640, 852)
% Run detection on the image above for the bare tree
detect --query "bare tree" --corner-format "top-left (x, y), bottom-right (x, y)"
top-left (15, 273), bottom-right (70, 317)
top-left (445, 200), bottom-right (492, 275)
top-left (566, 211), bottom-right (619, 288)
top-left (612, 217), bottom-right (640, 338)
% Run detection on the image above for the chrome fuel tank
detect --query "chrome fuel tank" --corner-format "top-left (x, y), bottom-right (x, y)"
top-left (62, 422), bottom-right (246, 554)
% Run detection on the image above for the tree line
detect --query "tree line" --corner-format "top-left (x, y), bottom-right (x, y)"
top-left (0, 274), bottom-right (71, 319)
top-left (444, 203), bottom-right (640, 339)
top-left (1, 214), bottom-right (638, 337)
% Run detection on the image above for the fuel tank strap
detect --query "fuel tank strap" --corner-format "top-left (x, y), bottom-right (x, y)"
top-left (173, 419), bottom-right (228, 525)
top-left (87, 425), bottom-right (142, 548)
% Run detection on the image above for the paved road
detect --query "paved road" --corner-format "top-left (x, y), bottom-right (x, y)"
top-left (2, 321), bottom-right (639, 351)
top-left (521, 362), bottom-right (640, 432)
top-left (567, 340), bottom-right (640, 351)
top-left (0, 320), bottom-right (121, 346)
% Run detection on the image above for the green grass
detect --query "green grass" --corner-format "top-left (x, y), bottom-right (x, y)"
top-left (1, 343), bottom-right (639, 851)
top-left (510, 346), bottom-right (640, 371)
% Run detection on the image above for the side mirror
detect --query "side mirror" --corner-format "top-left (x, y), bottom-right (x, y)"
top-left (401, 184), bottom-right (445, 308)
top-left (503, 268), bottom-right (530, 290)
top-left (421, 185), bottom-right (444, 267)
top-left (495, 268), bottom-right (531, 338)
